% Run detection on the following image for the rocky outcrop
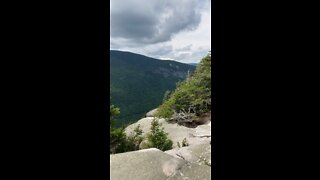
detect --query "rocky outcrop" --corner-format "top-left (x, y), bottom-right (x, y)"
top-left (125, 117), bottom-right (211, 149)
top-left (110, 148), bottom-right (184, 180)
top-left (110, 115), bottom-right (212, 180)
top-left (165, 142), bottom-right (211, 167)
top-left (145, 108), bottom-right (158, 117)
top-left (110, 148), bottom-right (211, 180)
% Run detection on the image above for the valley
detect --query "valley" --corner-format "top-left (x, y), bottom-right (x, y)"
top-left (110, 50), bottom-right (196, 126)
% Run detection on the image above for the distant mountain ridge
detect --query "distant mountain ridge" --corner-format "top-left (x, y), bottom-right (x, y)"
top-left (188, 63), bottom-right (198, 66)
top-left (110, 50), bottom-right (196, 126)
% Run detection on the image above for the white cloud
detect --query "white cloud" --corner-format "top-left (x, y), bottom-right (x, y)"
top-left (110, 0), bottom-right (211, 63)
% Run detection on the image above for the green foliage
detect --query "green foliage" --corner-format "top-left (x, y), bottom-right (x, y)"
top-left (110, 105), bottom-right (120, 127)
top-left (110, 126), bottom-right (133, 154)
top-left (156, 52), bottom-right (211, 120)
top-left (162, 90), bottom-right (171, 103)
top-left (110, 50), bottom-right (196, 127)
top-left (110, 124), bottom-right (146, 153)
top-left (155, 98), bottom-right (175, 118)
top-left (127, 124), bottom-right (144, 150)
top-left (110, 105), bottom-right (120, 117)
top-left (145, 119), bottom-right (173, 151)
top-left (110, 104), bottom-right (135, 154)
top-left (110, 104), bottom-right (174, 153)
top-left (133, 124), bottom-right (143, 136)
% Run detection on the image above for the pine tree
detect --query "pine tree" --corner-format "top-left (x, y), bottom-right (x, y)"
top-left (146, 119), bottom-right (173, 151)
top-left (156, 52), bottom-right (212, 123)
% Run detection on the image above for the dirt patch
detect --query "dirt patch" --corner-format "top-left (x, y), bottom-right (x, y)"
top-left (195, 111), bottom-right (211, 125)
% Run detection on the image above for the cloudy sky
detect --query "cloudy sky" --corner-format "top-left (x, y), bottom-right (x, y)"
top-left (110, 0), bottom-right (211, 63)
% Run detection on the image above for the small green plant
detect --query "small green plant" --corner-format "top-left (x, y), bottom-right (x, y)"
top-left (110, 105), bottom-right (120, 127)
top-left (110, 104), bottom-right (137, 153)
top-left (110, 104), bottom-right (126, 153)
top-left (182, 138), bottom-right (189, 147)
top-left (110, 126), bottom-right (131, 153)
top-left (146, 119), bottom-right (173, 151)
top-left (133, 124), bottom-right (143, 136)
top-left (130, 124), bottom-right (144, 150)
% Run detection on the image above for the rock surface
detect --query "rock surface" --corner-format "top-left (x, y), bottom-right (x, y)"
top-left (110, 148), bottom-right (185, 180)
top-left (165, 142), bottom-right (211, 166)
top-left (125, 117), bottom-right (211, 148)
top-left (145, 108), bottom-right (158, 117)
top-left (110, 148), bottom-right (211, 180)
top-left (111, 115), bottom-right (211, 180)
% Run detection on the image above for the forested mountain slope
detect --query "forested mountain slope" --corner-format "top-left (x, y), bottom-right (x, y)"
top-left (156, 52), bottom-right (211, 127)
top-left (110, 50), bottom-right (196, 126)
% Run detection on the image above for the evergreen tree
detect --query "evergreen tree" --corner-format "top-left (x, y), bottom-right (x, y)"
top-left (156, 52), bottom-right (212, 122)
top-left (110, 104), bottom-right (131, 153)
top-left (145, 119), bottom-right (173, 151)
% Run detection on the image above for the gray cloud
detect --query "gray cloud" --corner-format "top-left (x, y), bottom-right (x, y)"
top-left (110, 0), bottom-right (211, 63)
top-left (111, 0), bottom-right (203, 45)
top-left (176, 44), bottom-right (193, 51)
top-left (189, 47), bottom-right (210, 62)
top-left (174, 52), bottom-right (191, 61)
top-left (146, 45), bottom-right (173, 56)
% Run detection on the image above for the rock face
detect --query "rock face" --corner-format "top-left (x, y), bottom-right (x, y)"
top-left (111, 148), bottom-right (183, 180)
top-left (125, 117), bottom-right (211, 149)
top-left (165, 142), bottom-right (211, 167)
top-left (110, 148), bottom-right (211, 180)
top-left (111, 115), bottom-right (212, 179)
top-left (145, 108), bottom-right (158, 117)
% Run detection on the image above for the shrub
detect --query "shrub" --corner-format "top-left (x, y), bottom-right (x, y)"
top-left (145, 119), bottom-right (173, 151)
top-left (162, 90), bottom-right (171, 103)
top-left (127, 124), bottom-right (144, 151)
top-left (110, 104), bottom-right (173, 153)
top-left (110, 105), bottom-right (120, 127)
top-left (156, 52), bottom-right (211, 121)
top-left (110, 127), bottom-right (131, 153)
top-left (110, 104), bottom-right (135, 153)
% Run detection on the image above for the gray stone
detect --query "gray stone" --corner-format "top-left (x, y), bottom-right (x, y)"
top-left (165, 143), bottom-right (211, 166)
top-left (110, 148), bottom-right (187, 180)
top-left (110, 148), bottom-right (211, 180)
top-left (117, 114), bottom-right (212, 180)
top-left (169, 162), bottom-right (211, 180)
top-left (146, 108), bottom-right (158, 117)
top-left (125, 117), bottom-right (211, 149)
top-left (125, 117), bottom-right (154, 137)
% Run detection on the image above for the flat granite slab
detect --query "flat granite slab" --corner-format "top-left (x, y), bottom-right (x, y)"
top-left (111, 148), bottom-right (211, 180)
top-left (110, 148), bottom-right (186, 180)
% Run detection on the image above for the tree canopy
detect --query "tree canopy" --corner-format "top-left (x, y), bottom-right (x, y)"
top-left (156, 52), bottom-right (212, 123)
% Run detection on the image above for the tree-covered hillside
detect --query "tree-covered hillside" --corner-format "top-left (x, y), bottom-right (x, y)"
top-left (110, 50), bottom-right (196, 126)
top-left (156, 52), bottom-right (211, 126)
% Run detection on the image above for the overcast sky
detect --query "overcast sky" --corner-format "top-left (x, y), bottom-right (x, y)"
top-left (110, 0), bottom-right (211, 63)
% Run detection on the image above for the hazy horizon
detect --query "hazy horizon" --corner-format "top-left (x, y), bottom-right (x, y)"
top-left (110, 49), bottom-right (200, 64)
